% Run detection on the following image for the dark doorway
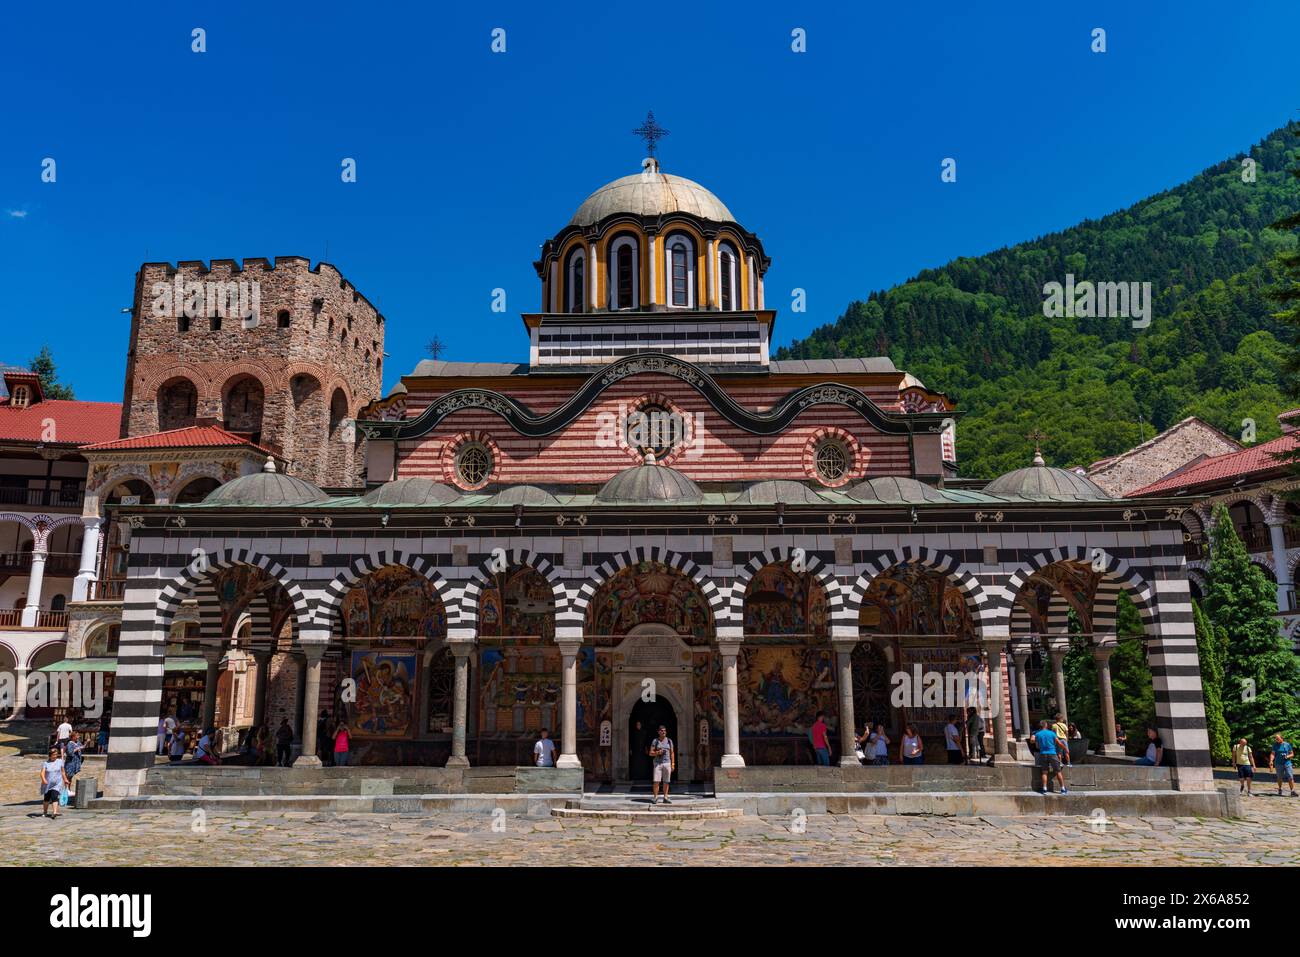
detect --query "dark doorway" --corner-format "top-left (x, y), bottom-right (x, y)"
top-left (628, 697), bottom-right (677, 782)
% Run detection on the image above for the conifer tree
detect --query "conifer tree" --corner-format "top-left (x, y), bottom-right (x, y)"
top-left (28, 346), bottom-right (75, 400)
top-left (1205, 503), bottom-right (1300, 752)
top-left (1192, 599), bottom-right (1232, 764)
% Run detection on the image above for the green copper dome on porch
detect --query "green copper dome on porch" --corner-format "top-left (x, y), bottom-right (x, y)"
top-left (845, 476), bottom-right (948, 504)
top-left (361, 477), bottom-right (460, 506)
top-left (595, 454), bottom-right (703, 505)
top-left (983, 452), bottom-right (1111, 501)
top-left (200, 460), bottom-right (332, 507)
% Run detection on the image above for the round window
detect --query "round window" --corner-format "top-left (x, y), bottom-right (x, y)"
top-left (625, 403), bottom-right (681, 459)
top-left (455, 443), bottom-right (493, 488)
top-left (814, 438), bottom-right (850, 485)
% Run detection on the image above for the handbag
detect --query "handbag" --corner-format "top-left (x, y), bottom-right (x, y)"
top-left (59, 785), bottom-right (69, 807)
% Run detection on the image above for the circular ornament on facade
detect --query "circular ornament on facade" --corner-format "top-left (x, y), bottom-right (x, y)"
top-left (620, 395), bottom-right (692, 466)
top-left (803, 428), bottom-right (860, 488)
top-left (455, 442), bottom-right (493, 490)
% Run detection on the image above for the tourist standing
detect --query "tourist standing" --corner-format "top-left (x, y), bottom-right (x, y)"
top-left (275, 718), bottom-right (294, 767)
top-left (163, 712), bottom-right (178, 755)
top-left (871, 724), bottom-right (890, 766)
top-left (168, 727), bottom-right (187, 763)
top-left (317, 709), bottom-right (333, 766)
top-left (63, 732), bottom-right (84, 783)
top-left (533, 728), bottom-right (557, 768)
top-left (900, 724), bottom-right (924, 765)
top-left (1269, 733), bottom-right (1296, 797)
top-left (811, 711), bottom-right (831, 766)
top-left (39, 747), bottom-right (68, 819)
top-left (55, 717), bottom-right (73, 755)
top-left (96, 725), bottom-right (108, 755)
top-left (333, 721), bottom-right (351, 767)
top-left (1115, 723), bottom-right (1127, 749)
top-left (1136, 726), bottom-right (1163, 767)
top-left (1033, 719), bottom-right (1068, 795)
top-left (650, 724), bottom-right (675, 805)
top-left (965, 706), bottom-right (985, 763)
top-left (944, 715), bottom-right (963, 764)
top-left (157, 716), bottom-right (167, 755)
top-left (1052, 712), bottom-right (1071, 768)
top-left (1231, 737), bottom-right (1256, 796)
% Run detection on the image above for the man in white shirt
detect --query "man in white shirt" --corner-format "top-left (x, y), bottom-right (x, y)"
top-left (55, 719), bottom-right (73, 754)
top-left (533, 728), bottom-right (557, 768)
top-left (944, 716), bottom-right (964, 764)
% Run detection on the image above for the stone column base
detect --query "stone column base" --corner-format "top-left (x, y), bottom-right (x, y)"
top-left (444, 755), bottom-right (470, 768)
top-left (556, 754), bottom-right (583, 769)
top-left (1008, 740), bottom-right (1034, 762)
top-left (720, 753), bottom-right (745, 768)
top-left (292, 754), bottom-right (322, 769)
top-left (1095, 743), bottom-right (1127, 758)
top-left (839, 756), bottom-right (862, 768)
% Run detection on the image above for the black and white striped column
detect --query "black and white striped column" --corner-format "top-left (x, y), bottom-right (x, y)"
top-left (104, 579), bottom-right (168, 796)
top-left (1148, 576), bottom-right (1212, 790)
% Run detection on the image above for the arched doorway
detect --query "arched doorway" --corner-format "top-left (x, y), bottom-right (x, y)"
top-left (628, 694), bottom-right (677, 783)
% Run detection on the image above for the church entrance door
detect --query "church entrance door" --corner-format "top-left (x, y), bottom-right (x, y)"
top-left (628, 697), bottom-right (677, 783)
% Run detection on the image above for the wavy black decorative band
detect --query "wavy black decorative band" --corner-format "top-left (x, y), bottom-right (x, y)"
top-left (358, 354), bottom-right (953, 441)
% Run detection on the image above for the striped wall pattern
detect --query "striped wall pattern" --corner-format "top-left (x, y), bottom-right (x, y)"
top-left (311, 550), bottom-right (460, 630)
top-left (841, 546), bottom-right (996, 631)
top-left (726, 545), bottom-right (846, 628)
top-left (103, 524), bottom-right (1210, 792)
top-left (156, 548), bottom-right (313, 634)
top-left (563, 545), bottom-right (728, 629)
top-left (460, 548), bottom-right (569, 630)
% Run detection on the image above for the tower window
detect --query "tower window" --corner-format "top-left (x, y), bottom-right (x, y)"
top-left (566, 249), bottom-right (586, 313)
top-left (719, 244), bottom-right (738, 311)
top-left (617, 244), bottom-right (634, 308)
top-left (277, 310), bottom-right (291, 328)
top-left (608, 236), bottom-right (639, 310)
top-left (667, 236), bottom-right (694, 308)
top-left (10, 385), bottom-right (29, 408)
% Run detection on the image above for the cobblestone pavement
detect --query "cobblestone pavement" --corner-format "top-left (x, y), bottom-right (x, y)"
top-left (1, 756), bottom-right (1296, 866)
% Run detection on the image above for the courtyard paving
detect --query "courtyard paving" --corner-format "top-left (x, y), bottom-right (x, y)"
top-left (0, 754), bottom-right (1295, 866)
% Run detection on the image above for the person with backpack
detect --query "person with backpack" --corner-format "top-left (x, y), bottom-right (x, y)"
top-left (1231, 737), bottom-right (1256, 796)
top-left (649, 725), bottom-right (675, 805)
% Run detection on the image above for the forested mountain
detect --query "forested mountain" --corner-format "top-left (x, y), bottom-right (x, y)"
top-left (778, 123), bottom-right (1300, 479)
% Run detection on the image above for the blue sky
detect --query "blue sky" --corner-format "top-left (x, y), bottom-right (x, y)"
top-left (2, 0), bottom-right (1297, 402)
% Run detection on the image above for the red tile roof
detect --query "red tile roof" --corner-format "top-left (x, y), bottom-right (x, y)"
top-left (81, 425), bottom-right (273, 455)
top-left (1127, 432), bottom-right (1300, 497)
top-left (0, 398), bottom-right (122, 446)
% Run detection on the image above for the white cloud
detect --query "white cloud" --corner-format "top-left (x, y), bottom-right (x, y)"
top-left (6, 210), bottom-right (28, 219)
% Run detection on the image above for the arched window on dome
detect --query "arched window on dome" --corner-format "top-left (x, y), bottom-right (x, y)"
top-left (565, 247), bottom-right (586, 314)
top-left (608, 235), bottom-right (639, 310)
top-left (665, 234), bottom-right (695, 308)
top-left (718, 242), bottom-right (740, 311)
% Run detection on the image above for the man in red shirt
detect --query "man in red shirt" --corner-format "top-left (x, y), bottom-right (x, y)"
top-left (811, 712), bottom-right (831, 766)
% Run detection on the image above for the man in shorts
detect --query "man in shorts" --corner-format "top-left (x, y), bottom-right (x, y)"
top-left (1270, 733), bottom-right (1296, 797)
top-left (1033, 719), bottom-right (1068, 795)
top-left (649, 725), bottom-right (675, 805)
top-left (1231, 737), bottom-right (1255, 796)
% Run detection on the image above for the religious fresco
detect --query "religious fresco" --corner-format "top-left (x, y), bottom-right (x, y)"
top-left (586, 561), bottom-right (711, 642)
top-left (340, 565), bottom-right (446, 640)
top-left (347, 651), bottom-right (417, 737)
top-left (734, 646), bottom-right (838, 735)
top-left (211, 564), bottom-right (290, 634)
top-left (858, 564), bottom-right (975, 641)
top-left (742, 563), bottom-right (828, 639)
top-left (1013, 581), bottom-right (1053, 635)
top-left (478, 568), bottom-right (554, 640)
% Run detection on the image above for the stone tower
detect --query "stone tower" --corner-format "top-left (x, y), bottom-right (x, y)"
top-left (119, 257), bottom-right (385, 488)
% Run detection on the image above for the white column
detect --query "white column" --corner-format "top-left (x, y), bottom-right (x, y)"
top-left (1268, 518), bottom-right (1292, 612)
top-left (446, 641), bottom-right (473, 767)
top-left (982, 638), bottom-right (1011, 761)
top-left (293, 638), bottom-right (327, 767)
top-left (757, 273), bottom-right (764, 309)
top-left (705, 239), bottom-right (715, 309)
top-left (1046, 640), bottom-right (1069, 725)
top-left (9, 667), bottom-right (29, 719)
top-left (833, 639), bottom-right (859, 767)
top-left (1093, 642), bottom-right (1125, 757)
top-left (588, 241), bottom-right (597, 311)
top-left (648, 234), bottom-right (658, 307)
top-left (72, 512), bottom-right (102, 603)
top-left (556, 636), bottom-right (582, 769)
top-left (718, 635), bottom-right (744, 767)
top-left (20, 546), bottom-right (47, 627)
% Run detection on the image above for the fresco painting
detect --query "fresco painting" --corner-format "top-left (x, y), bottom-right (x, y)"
top-left (587, 561), bottom-right (711, 641)
top-left (340, 565), bottom-right (446, 641)
top-left (348, 651), bottom-right (417, 738)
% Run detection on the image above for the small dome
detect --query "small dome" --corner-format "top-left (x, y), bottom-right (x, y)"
top-left (202, 460), bottom-right (331, 507)
top-left (733, 480), bottom-right (828, 505)
top-left (984, 460), bottom-right (1111, 501)
top-left (361, 477), bottom-right (460, 506)
top-left (846, 476), bottom-right (948, 504)
top-left (485, 485), bottom-right (561, 507)
top-left (596, 457), bottom-right (703, 505)
top-left (570, 159), bottom-right (735, 227)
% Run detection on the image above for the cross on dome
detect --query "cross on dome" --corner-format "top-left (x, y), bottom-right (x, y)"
top-left (632, 111), bottom-right (670, 158)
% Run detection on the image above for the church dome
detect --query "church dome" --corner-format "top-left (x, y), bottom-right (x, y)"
top-left (595, 455), bottom-right (703, 505)
top-left (846, 476), bottom-right (948, 504)
top-left (360, 477), bottom-right (460, 506)
top-left (984, 454), bottom-right (1111, 501)
top-left (570, 158), bottom-right (735, 227)
top-left (484, 484), bottom-right (562, 507)
top-left (201, 460), bottom-right (331, 507)
top-left (733, 480), bottom-right (828, 505)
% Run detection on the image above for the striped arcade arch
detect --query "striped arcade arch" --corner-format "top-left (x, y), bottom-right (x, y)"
top-left (727, 545), bottom-right (846, 629)
top-left (563, 546), bottom-right (727, 630)
top-left (461, 548), bottom-right (569, 631)
top-left (312, 549), bottom-right (460, 630)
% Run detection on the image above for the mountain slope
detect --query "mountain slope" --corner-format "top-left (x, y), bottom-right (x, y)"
top-left (777, 123), bottom-right (1300, 479)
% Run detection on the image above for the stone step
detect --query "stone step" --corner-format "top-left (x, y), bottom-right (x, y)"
top-left (552, 800), bottom-right (743, 821)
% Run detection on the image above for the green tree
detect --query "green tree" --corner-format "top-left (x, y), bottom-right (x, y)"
top-left (1192, 599), bottom-right (1232, 765)
top-left (1110, 593), bottom-right (1156, 754)
top-left (1205, 502), bottom-right (1300, 753)
top-left (28, 346), bottom-right (75, 400)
